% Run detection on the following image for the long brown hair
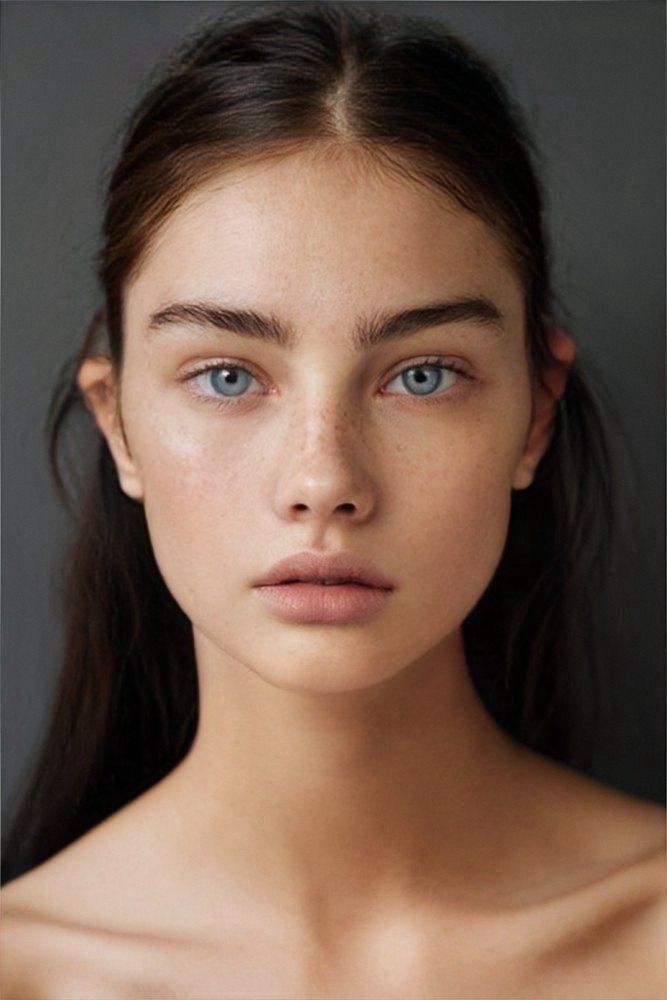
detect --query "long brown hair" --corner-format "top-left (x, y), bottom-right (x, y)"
top-left (3, 1), bottom-right (618, 884)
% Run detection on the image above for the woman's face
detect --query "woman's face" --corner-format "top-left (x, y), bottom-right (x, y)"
top-left (104, 148), bottom-right (542, 693)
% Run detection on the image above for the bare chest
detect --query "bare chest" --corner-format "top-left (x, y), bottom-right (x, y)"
top-left (17, 905), bottom-right (664, 1000)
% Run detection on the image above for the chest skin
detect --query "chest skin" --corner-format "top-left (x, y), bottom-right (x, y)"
top-left (4, 870), bottom-right (665, 1000)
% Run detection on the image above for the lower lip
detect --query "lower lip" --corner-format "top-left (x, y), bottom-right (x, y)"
top-left (253, 582), bottom-right (392, 623)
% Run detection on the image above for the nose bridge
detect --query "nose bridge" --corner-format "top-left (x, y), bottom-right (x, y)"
top-left (272, 375), bottom-right (375, 521)
top-left (300, 394), bottom-right (350, 453)
top-left (290, 368), bottom-right (365, 455)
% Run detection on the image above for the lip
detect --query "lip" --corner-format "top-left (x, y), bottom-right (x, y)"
top-left (253, 581), bottom-right (391, 624)
top-left (252, 550), bottom-right (394, 624)
top-left (252, 550), bottom-right (395, 590)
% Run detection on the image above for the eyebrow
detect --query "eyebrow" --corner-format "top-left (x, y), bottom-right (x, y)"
top-left (146, 295), bottom-right (505, 350)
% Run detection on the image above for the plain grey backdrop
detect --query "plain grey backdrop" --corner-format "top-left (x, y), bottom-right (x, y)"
top-left (2, 0), bottom-right (665, 826)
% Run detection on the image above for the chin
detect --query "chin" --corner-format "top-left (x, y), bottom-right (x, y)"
top-left (241, 638), bottom-right (405, 695)
top-left (260, 669), bottom-right (399, 696)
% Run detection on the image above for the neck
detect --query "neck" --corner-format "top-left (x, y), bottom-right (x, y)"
top-left (160, 628), bottom-right (529, 928)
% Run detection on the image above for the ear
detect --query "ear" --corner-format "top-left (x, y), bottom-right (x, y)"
top-left (77, 356), bottom-right (144, 501)
top-left (512, 327), bottom-right (576, 491)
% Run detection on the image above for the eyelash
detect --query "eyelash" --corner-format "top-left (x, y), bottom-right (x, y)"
top-left (180, 355), bottom-right (474, 412)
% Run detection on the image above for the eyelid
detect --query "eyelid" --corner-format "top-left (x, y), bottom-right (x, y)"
top-left (181, 354), bottom-right (472, 382)
top-left (383, 354), bottom-right (471, 383)
top-left (179, 357), bottom-right (266, 400)
top-left (180, 354), bottom-right (474, 405)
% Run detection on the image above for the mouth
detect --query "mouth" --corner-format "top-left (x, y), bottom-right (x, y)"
top-left (277, 578), bottom-right (382, 587)
top-left (252, 551), bottom-right (395, 608)
top-left (253, 579), bottom-right (392, 623)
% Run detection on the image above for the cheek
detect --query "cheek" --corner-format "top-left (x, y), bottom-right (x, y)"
top-left (391, 426), bottom-right (519, 633)
top-left (415, 456), bottom-right (511, 568)
top-left (437, 458), bottom-right (512, 577)
top-left (134, 414), bottom-right (262, 615)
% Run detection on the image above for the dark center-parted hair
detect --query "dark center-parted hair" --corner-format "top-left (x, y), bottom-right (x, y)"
top-left (2, 1), bottom-right (615, 884)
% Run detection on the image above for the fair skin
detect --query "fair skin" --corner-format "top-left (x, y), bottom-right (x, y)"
top-left (2, 146), bottom-right (665, 999)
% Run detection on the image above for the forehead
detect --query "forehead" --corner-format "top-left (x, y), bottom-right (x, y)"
top-left (124, 147), bottom-right (523, 329)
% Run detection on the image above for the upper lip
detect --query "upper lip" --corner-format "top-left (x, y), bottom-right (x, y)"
top-left (254, 551), bottom-right (395, 589)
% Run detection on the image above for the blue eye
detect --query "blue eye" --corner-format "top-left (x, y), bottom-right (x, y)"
top-left (385, 363), bottom-right (459, 397)
top-left (193, 365), bottom-right (261, 399)
top-left (184, 356), bottom-right (471, 410)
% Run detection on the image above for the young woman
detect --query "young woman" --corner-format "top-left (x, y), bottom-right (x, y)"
top-left (2, 3), bottom-right (664, 997)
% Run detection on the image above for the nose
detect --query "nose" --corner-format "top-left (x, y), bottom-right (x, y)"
top-left (271, 401), bottom-right (377, 525)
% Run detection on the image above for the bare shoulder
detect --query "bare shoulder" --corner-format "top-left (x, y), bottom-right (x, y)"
top-left (532, 843), bottom-right (667, 999)
top-left (517, 750), bottom-right (666, 997)
top-left (0, 904), bottom-right (111, 1000)
top-left (0, 910), bottom-right (35, 1000)
top-left (0, 781), bottom-right (180, 935)
top-left (0, 791), bottom-right (186, 999)
top-left (515, 745), bottom-right (666, 863)
top-left (528, 748), bottom-right (666, 909)
top-left (1, 882), bottom-right (176, 1000)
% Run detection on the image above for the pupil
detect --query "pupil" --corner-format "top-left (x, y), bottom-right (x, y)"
top-left (405, 365), bottom-right (440, 395)
top-left (211, 367), bottom-right (248, 397)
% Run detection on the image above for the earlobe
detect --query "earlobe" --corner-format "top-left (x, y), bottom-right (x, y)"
top-left (77, 356), bottom-right (144, 501)
top-left (512, 327), bottom-right (576, 491)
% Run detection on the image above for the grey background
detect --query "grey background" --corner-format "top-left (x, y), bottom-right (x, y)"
top-left (2, 0), bottom-right (665, 824)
